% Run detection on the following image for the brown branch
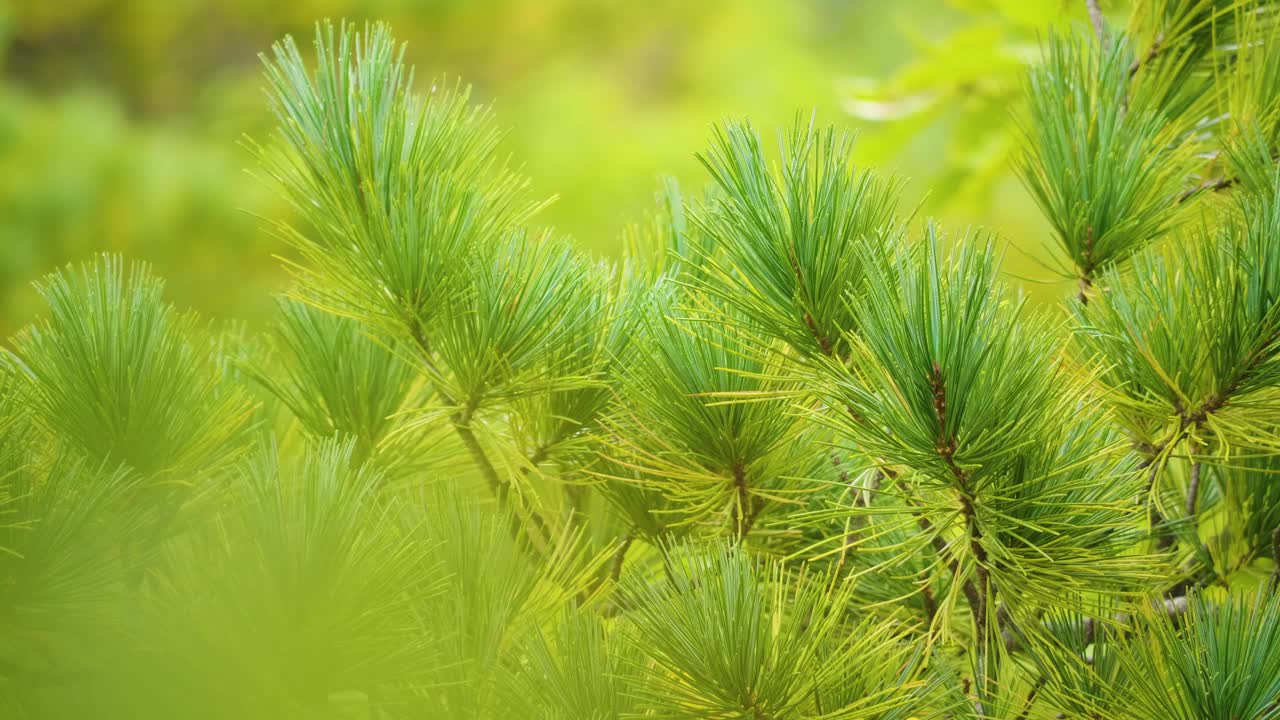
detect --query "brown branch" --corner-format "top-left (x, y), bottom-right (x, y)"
top-left (1190, 329), bottom-right (1280, 427)
top-left (453, 401), bottom-right (552, 553)
top-left (730, 462), bottom-right (753, 541)
top-left (928, 363), bottom-right (990, 570)
top-left (610, 529), bottom-right (637, 584)
top-left (1137, 323), bottom-right (1280, 547)
top-left (1271, 528), bottom-right (1280, 592)
top-left (1177, 175), bottom-right (1237, 204)
top-left (1078, 276), bottom-right (1093, 306)
top-left (1014, 676), bottom-right (1047, 720)
top-left (1186, 460), bottom-right (1202, 519)
top-left (785, 242), bottom-right (835, 358)
top-left (804, 311), bottom-right (834, 357)
top-left (408, 323), bottom-right (501, 499)
top-left (928, 361), bottom-right (993, 713)
top-left (921, 583), bottom-right (939, 627)
top-left (409, 322), bottom-right (552, 552)
top-left (1078, 225), bottom-right (1095, 306)
top-left (1128, 34), bottom-right (1162, 78)
top-left (1086, 0), bottom-right (1107, 43)
top-left (1137, 327), bottom-right (1279, 550)
top-left (1175, 147), bottom-right (1280, 204)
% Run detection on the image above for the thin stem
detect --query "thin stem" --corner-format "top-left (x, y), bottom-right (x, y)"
top-left (1086, 0), bottom-right (1106, 43)
top-left (452, 401), bottom-right (505, 501)
top-left (1128, 34), bottom-right (1162, 78)
top-left (1186, 460), bottom-right (1202, 519)
top-left (921, 582), bottom-right (939, 628)
top-left (928, 361), bottom-right (992, 714)
top-left (729, 462), bottom-right (755, 541)
top-left (610, 529), bottom-right (637, 584)
top-left (409, 322), bottom-right (552, 551)
top-left (1014, 676), bottom-right (1046, 720)
top-left (1078, 225), bottom-right (1095, 306)
top-left (1271, 528), bottom-right (1280, 592)
top-left (1177, 175), bottom-right (1237, 204)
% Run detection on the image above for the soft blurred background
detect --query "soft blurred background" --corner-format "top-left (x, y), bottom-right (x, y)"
top-left (0, 0), bottom-right (1099, 333)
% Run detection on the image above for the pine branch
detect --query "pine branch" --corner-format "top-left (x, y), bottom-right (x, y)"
top-left (1176, 175), bottom-right (1237, 204)
top-left (1128, 34), bottom-right (1162, 78)
top-left (931, 358), bottom-right (998, 707)
top-left (610, 530), bottom-right (637, 585)
top-left (1086, 0), bottom-right (1106, 44)
top-left (1272, 528), bottom-right (1280, 592)
top-left (1006, 595), bottom-right (1191, 654)
top-left (1131, 318), bottom-right (1280, 549)
top-left (1013, 676), bottom-right (1046, 720)
top-left (1077, 226), bottom-right (1095, 305)
top-left (409, 321), bottom-right (553, 552)
top-left (928, 361), bottom-right (993, 659)
top-left (906, 487), bottom-right (984, 633)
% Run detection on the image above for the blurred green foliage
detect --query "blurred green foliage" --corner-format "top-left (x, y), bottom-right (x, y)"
top-left (0, 0), bottom-right (1103, 332)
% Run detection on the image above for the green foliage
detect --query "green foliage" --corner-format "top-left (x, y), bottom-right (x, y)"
top-left (5, 11), bottom-right (1280, 720)
top-left (248, 298), bottom-right (421, 459)
top-left (426, 232), bottom-right (599, 407)
top-left (1017, 30), bottom-right (1201, 287)
top-left (813, 231), bottom-right (1057, 480)
top-left (1073, 176), bottom-right (1280, 453)
top-left (598, 290), bottom-right (823, 537)
top-left (621, 542), bottom-right (932, 719)
top-left (504, 609), bottom-right (643, 720)
top-left (135, 438), bottom-right (439, 720)
top-left (6, 254), bottom-right (253, 480)
top-left (257, 22), bottom-right (541, 337)
top-left (810, 229), bottom-right (1157, 628)
top-left (0, 376), bottom-right (137, 685)
top-left (694, 118), bottom-right (902, 359)
top-left (1034, 592), bottom-right (1280, 720)
top-left (412, 488), bottom-right (600, 719)
top-left (1116, 591), bottom-right (1280, 720)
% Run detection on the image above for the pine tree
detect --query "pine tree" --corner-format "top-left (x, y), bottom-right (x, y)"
top-left (3, 4), bottom-right (1280, 718)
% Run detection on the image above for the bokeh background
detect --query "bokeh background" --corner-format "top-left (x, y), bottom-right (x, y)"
top-left (0, 0), bottom-right (1096, 334)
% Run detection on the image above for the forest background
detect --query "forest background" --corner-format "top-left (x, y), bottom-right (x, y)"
top-left (0, 0), bottom-right (1090, 330)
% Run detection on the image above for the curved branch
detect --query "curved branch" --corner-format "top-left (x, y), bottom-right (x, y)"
top-left (409, 321), bottom-right (553, 552)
